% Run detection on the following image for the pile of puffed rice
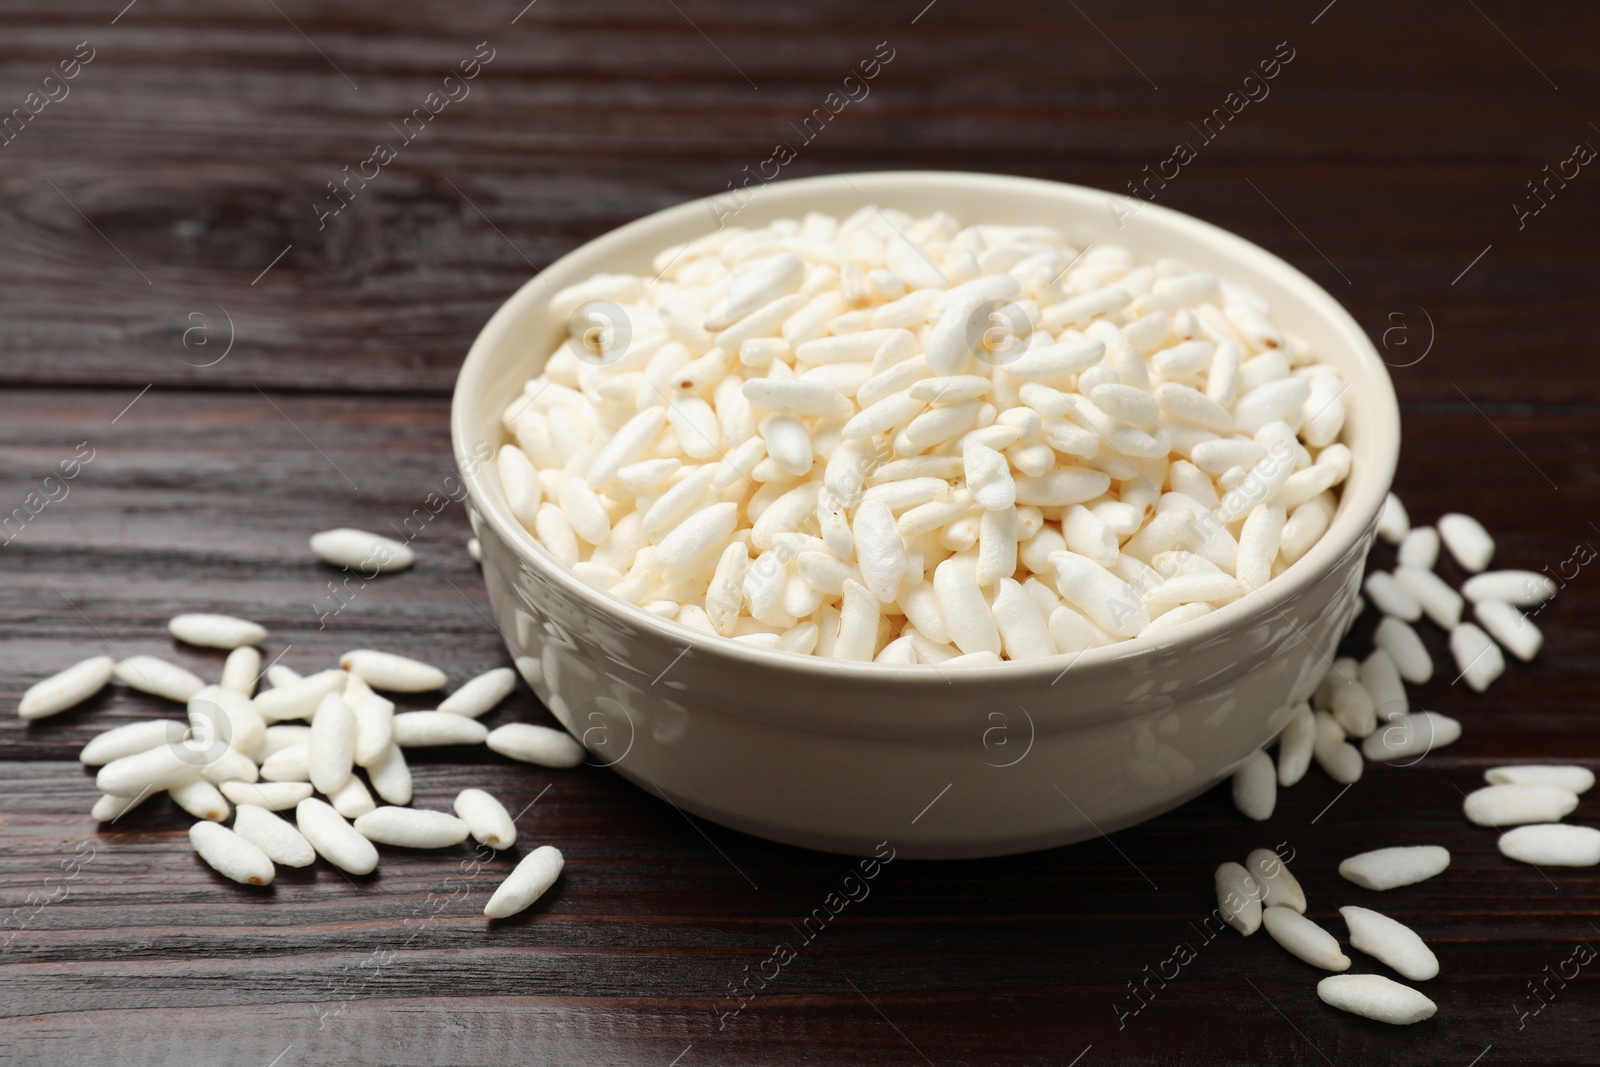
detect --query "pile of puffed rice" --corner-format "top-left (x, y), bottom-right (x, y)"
top-left (493, 209), bottom-right (1352, 663)
top-left (1216, 494), bottom-right (1590, 1027)
top-left (17, 527), bottom-right (574, 919)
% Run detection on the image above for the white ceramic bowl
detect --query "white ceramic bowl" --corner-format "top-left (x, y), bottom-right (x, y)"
top-left (452, 171), bottom-right (1399, 859)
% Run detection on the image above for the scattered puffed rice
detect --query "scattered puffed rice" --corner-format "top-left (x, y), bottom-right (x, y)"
top-left (308, 691), bottom-right (356, 795)
top-left (1358, 649), bottom-right (1407, 722)
top-left (342, 671), bottom-right (375, 710)
top-left (296, 797), bottom-right (379, 875)
top-left (265, 664), bottom-right (303, 689)
top-left (95, 743), bottom-right (199, 797)
top-left (354, 806), bottom-right (471, 848)
top-left (1317, 974), bottom-right (1436, 1025)
top-left (18, 656), bottom-right (113, 720)
top-left (1462, 783), bottom-right (1578, 827)
top-left (329, 773), bottom-right (376, 819)
top-left (1374, 616), bottom-right (1432, 684)
top-left (1275, 703), bottom-right (1315, 788)
top-left (112, 655), bottom-right (205, 703)
top-left (191, 686), bottom-right (265, 764)
top-left (1338, 845), bottom-right (1450, 891)
top-left (484, 845), bottom-right (564, 919)
top-left (485, 723), bottom-right (586, 767)
top-left (1312, 710), bottom-right (1362, 784)
top-left (91, 792), bottom-right (152, 822)
top-left (219, 780), bottom-right (313, 811)
top-left (1474, 599), bottom-right (1542, 661)
top-left (234, 803), bottom-right (317, 867)
top-left (1246, 848), bottom-right (1305, 913)
top-left (167, 613), bottom-right (268, 650)
top-left (455, 788), bottom-right (517, 849)
top-left (1323, 659), bottom-right (1376, 739)
top-left (1376, 493), bottom-right (1409, 544)
top-left (392, 711), bottom-right (489, 747)
top-left (253, 669), bottom-right (347, 723)
top-left (1339, 905), bottom-right (1439, 980)
top-left (351, 692), bottom-right (396, 767)
top-left (260, 743), bottom-right (310, 783)
top-left (189, 821), bottom-right (274, 886)
top-left (1449, 622), bottom-right (1505, 693)
top-left (1485, 765), bottom-right (1595, 793)
top-left (78, 718), bottom-right (184, 765)
top-left (365, 742), bottom-right (413, 805)
top-left (438, 667), bottom-right (517, 718)
top-left (340, 649), bottom-right (448, 692)
top-left (1232, 750), bottom-right (1276, 821)
top-left (1393, 565), bottom-right (1463, 630)
top-left (1215, 862), bottom-right (1263, 935)
top-left (1497, 824), bottom-right (1600, 867)
top-left (170, 778), bottom-right (230, 821)
top-left (197, 747), bottom-right (259, 786)
top-left (1363, 571), bottom-right (1420, 622)
top-left (1361, 711), bottom-right (1461, 763)
top-left (1396, 526), bottom-right (1439, 570)
top-left (220, 646), bottom-right (261, 696)
top-left (1262, 906), bottom-right (1350, 971)
top-left (259, 724), bottom-right (310, 760)
top-left (1438, 512), bottom-right (1494, 572)
top-left (1461, 570), bottom-right (1556, 606)
top-left (310, 528), bottom-right (415, 573)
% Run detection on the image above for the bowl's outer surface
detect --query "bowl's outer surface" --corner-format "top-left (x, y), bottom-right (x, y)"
top-left (453, 171), bottom-right (1398, 859)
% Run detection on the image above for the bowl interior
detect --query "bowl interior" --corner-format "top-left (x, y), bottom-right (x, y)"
top-left (452, 170), bottom-right (1399, 680)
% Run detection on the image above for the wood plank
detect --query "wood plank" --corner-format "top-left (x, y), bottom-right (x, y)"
top-left (0, 3), bottom-right (1596, 395)
top-left (5, 757), bottom-right (1600, 1065)
top-left (4, 389), bottom-right (1597, 1062)
top-left (6, 0), bottom-right (1600, 1061)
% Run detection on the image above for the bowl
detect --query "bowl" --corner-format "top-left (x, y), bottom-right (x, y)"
top-left (452, 171), bottom-right (1399, 859)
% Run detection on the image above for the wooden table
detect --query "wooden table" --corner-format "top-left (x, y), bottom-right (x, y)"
top-left (4, 2), bottom-right (1598, 1063)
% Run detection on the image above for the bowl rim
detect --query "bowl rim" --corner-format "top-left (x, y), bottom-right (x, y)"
top-left (452, 169), bottom-right (1399, 686)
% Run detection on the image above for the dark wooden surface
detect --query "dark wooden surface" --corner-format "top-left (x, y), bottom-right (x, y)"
top-left (3, 2), bottom-right (1599, 1064)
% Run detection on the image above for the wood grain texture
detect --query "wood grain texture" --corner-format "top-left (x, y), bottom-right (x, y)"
top-left (3, 0), bottom-right (1600, 1063)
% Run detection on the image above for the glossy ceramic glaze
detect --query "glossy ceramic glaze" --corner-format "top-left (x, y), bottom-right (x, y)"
top-left (452, 171), bottom-right (1400, 859)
